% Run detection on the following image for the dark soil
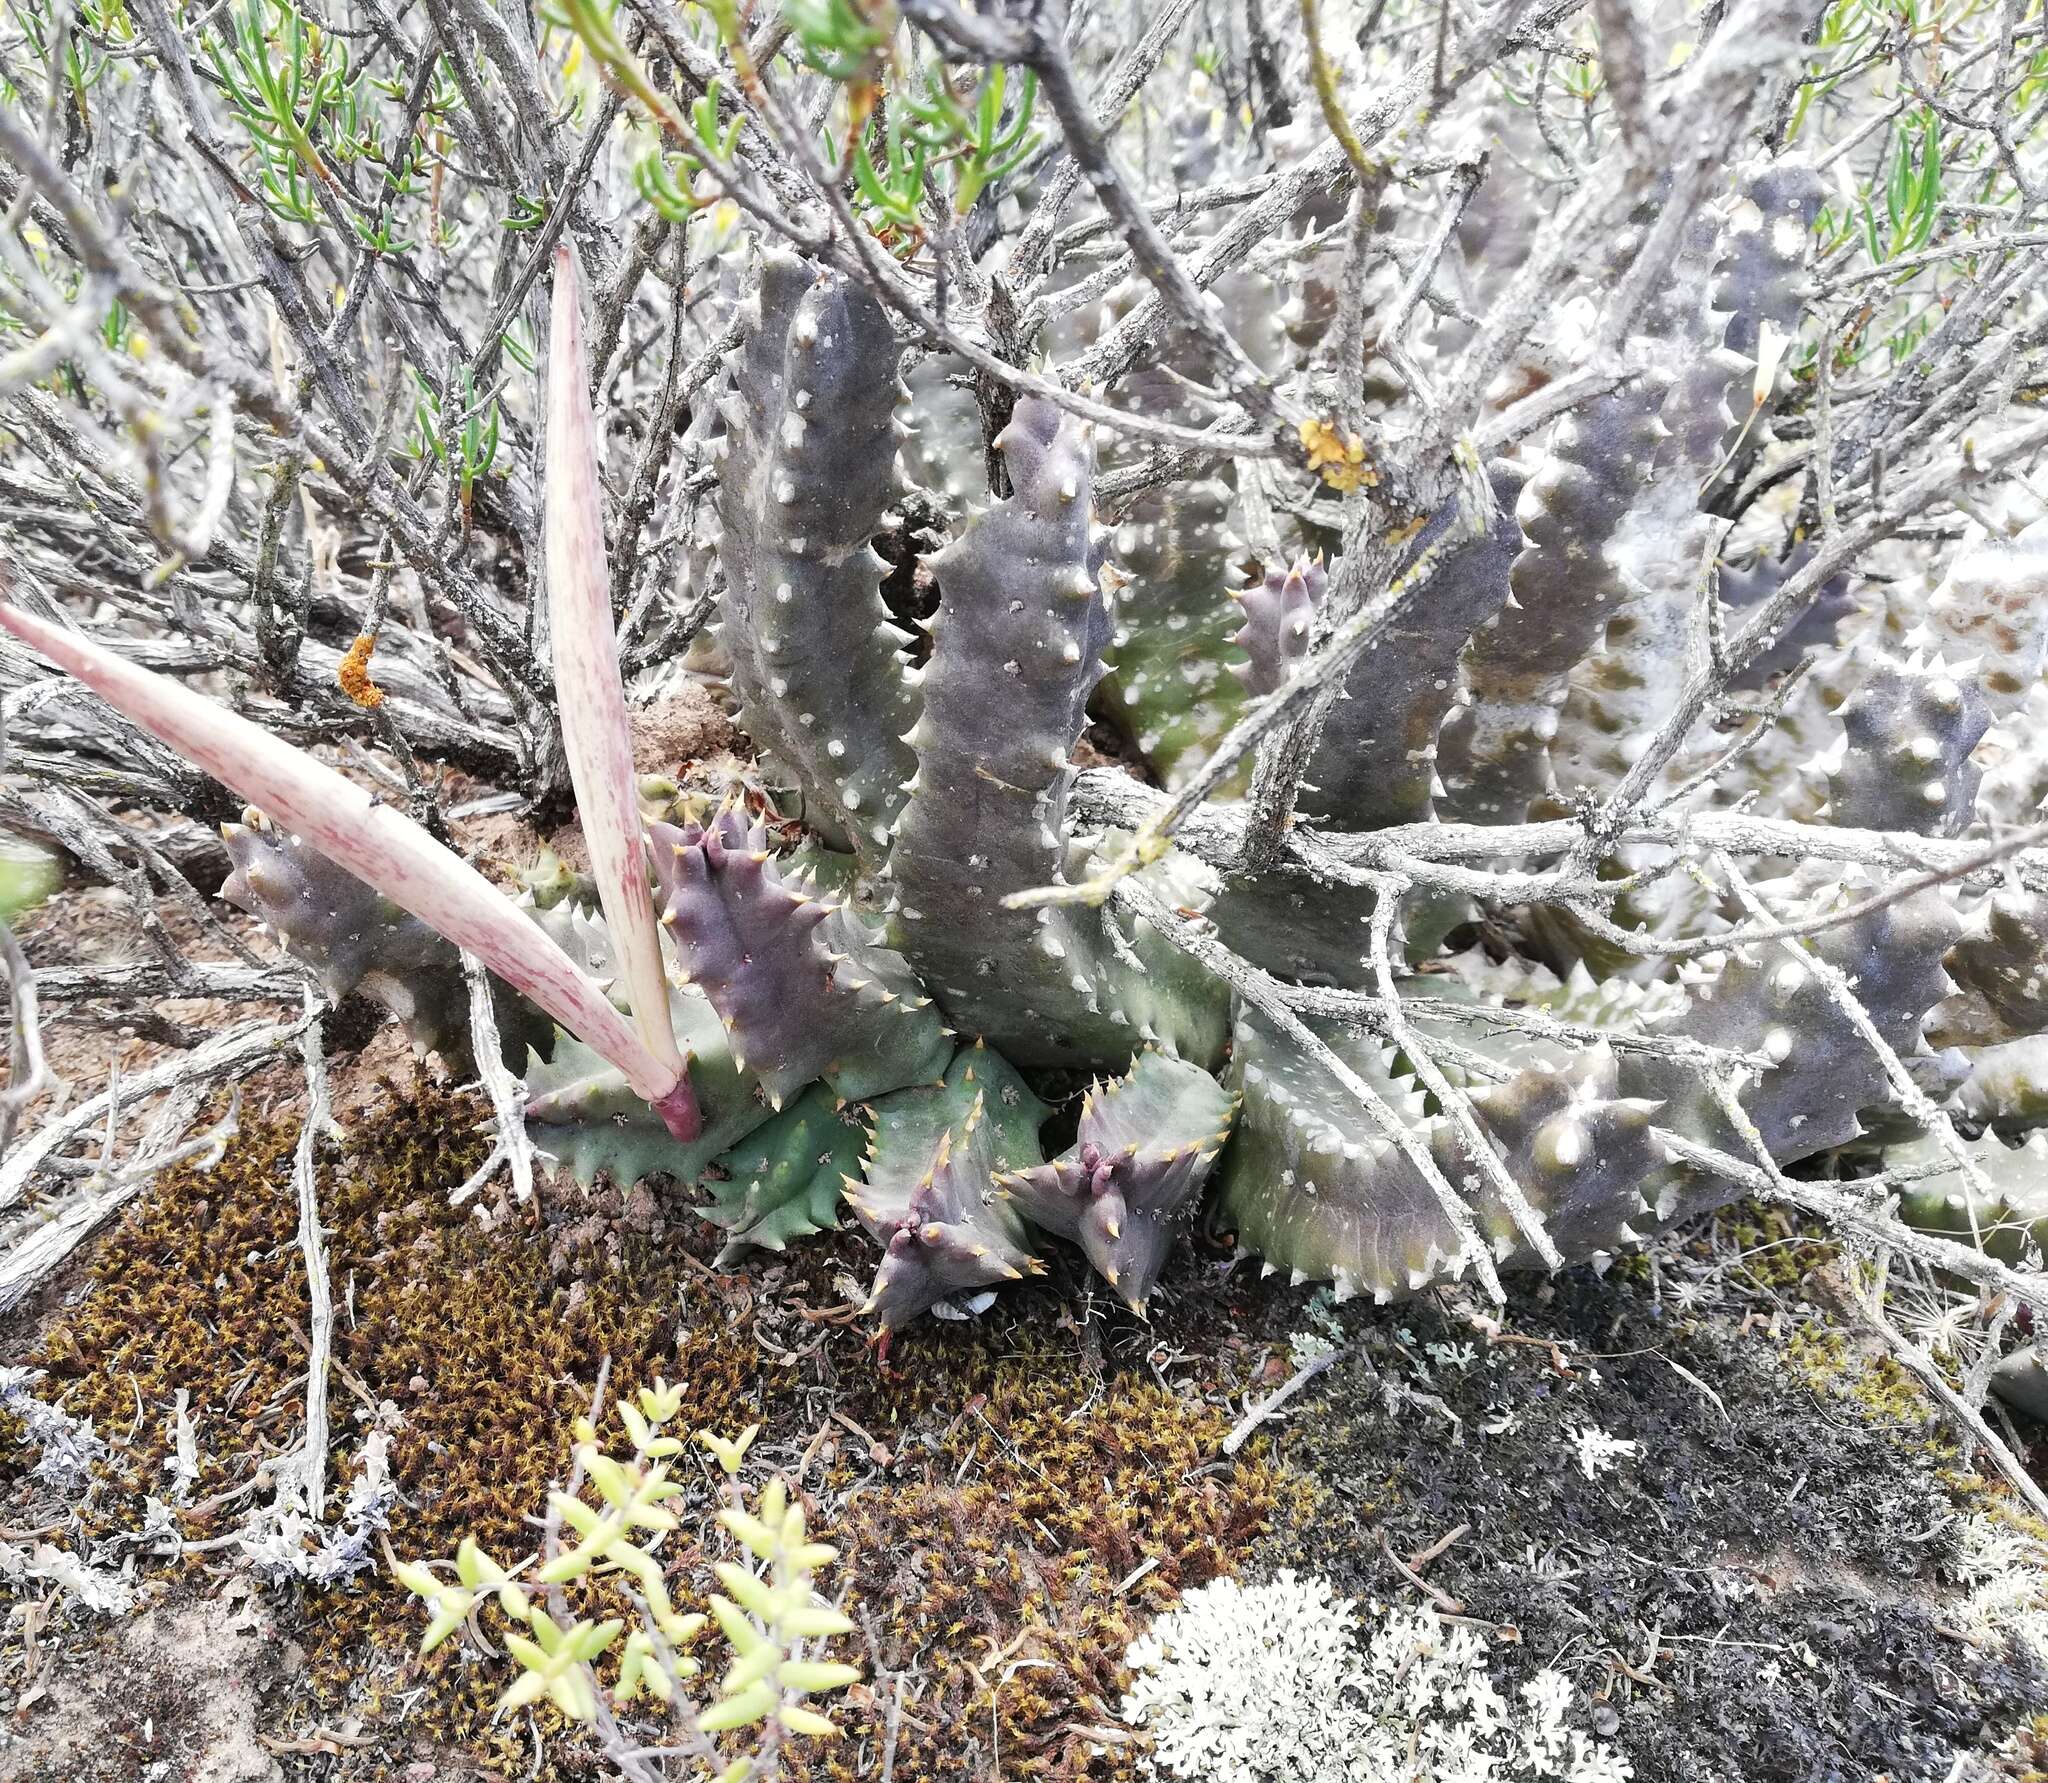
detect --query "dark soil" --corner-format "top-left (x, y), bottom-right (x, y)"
top-left (1257, 1260), bottom-right (2048, 1783)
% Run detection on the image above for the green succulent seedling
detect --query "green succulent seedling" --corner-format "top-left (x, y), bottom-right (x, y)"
top-left (906, 62), bottom-right (1039, 216)
top-left (840, 58), bottom-right (1038, 248)
top-left (1862, 108), bottom-right (1942, 265)
top-left (848, 102), bottom-right (931, 240)
top-left (698, 1471), bottom-right (859, 1741)
top-left (503, 190), bottom-right (551, 234)
top-left (203, 0), bottom-right (357, 225)
top-left (404, 366), bottom-right (502, 532)
top-left (14, 0), bottom-right (122, 112)
top-left (388, 1534), bottom-right (531, 1653)
top-left (500, 1607), bottom-right (627, 1721)
top-left (634, 86), bottom-right (746, 223)
top-left (546, 0), bottom-right (745, 225)
top-left (782, 0), bottom-right (896, 83)
top-left (499, 321), bottom-right (538, 375)
top-left (697, 1422), bottom-right (759, 1475)
top-left (546, 0), bottom-right (691, 137)
top-left (388, 1386), bottom-right (857, 1762)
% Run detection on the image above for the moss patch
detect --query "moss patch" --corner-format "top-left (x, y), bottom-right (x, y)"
top-left (1713, 1201), bottom-right (1842, 1294)
top-left (1999, 1715), bottom-right (2048, 1779)
top-left (15, 1078), bottom-right (1301, 1780)
top-left (0, 1403), bottom-right (31, 1482)
top-left (821, 1341), bottom-right (1299, 1782)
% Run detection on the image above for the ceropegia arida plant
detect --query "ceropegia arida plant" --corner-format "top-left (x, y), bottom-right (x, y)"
top-left (388, 1392), bottom-right (859, 1770)
top-left (3, 0), bottom-right (2048, 1418)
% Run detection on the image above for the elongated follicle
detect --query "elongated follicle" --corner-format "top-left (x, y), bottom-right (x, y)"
top-left (546, 243), bottom-right (687, 1088)
top-left (0, 600), bottom-right (702, 1139)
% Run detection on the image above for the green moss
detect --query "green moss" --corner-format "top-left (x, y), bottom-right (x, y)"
top-left (1707, 1200), bottom-right (1840, 1291)
top-left (1782, 1326), bottom-right (1954, 1448)
top-left (1607, 1250), bottom-right (1654, 1286)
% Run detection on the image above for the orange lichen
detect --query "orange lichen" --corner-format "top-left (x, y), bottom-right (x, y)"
top-left (336, 632), bottom-right (386, 709)
top-left (1298, 416), bottom-right (1375, 492)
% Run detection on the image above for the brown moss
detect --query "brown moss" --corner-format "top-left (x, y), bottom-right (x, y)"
top-left (27, 1077), bottom-right (1304, 1780)
top-left (0, 1402), bottom-right (30, 1481)
top-left (1999, 1714), bottom-right (2048, 1780)
top-left (34, 1078), bottom-right (749, 1769)
top-left (817, 1328), bottom-right (1302, 1783)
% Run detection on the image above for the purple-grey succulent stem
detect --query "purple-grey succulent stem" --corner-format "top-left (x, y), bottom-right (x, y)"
top-left (1627, 882), bottom-right (1960, 1223)
top-left (890, 396), bottom-right (1224, 1063)
top-left (650, 805), bottom-right (951, 1104)
top-left (1436, 382), bottom-right (1667, 823)
top-left (846, 1093), bottom-right (1040, 1330)
top-left (1000, 1050), bottom-right (1236, 1310)
top-left (1826, 654), bottom-right (1988, 840)
top-left (221, 805), bottom-right (552, 1072)
top-left (1715, 157), bottom-right (1824, 360)
top-left (713, 251), bottom-right (918, 865)
top-left (1308, 465), bottom-right (1527, 828)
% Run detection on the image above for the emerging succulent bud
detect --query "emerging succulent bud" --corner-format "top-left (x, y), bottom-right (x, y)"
top-left (1229, 557), bottom-right (1322, 697)
top-left (1001, 1050), bottom-right (1236, 1310)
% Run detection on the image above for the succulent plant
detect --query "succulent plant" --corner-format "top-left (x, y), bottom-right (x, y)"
top-left (649, 804), bottom-right (951, 1105)
top-left (702, 1082), bottom-right (865, 1262)
top-left (9, 4), bottom-right (2048, 1382)
top-left (1101, 475), bottom-right (1249, 794)
top-left (1892, 1128), bottom-right (2048, 1270)
top-left (1000, 1049), bottom-right (1238, 1312)
top-left (845, 1045), bottom-right (1049, 1330)
top-left (523, 982), bottom-right (769, 1193)
top-left (709, 254), bottom-right (919, 871)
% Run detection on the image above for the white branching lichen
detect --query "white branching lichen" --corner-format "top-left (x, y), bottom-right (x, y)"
top-left (0, 1539), bottom-right (135, 1617)
top-left (1951, 1510), bottom-right (2048, 1665)
top-left (1119, 1569), bottom-right (1632, 1782)
top-left (1288, 1328), bottom-right (1341, 1371)
top-left (238, 1428), bottom-right (396, 1586)
top-left (0, 1365), bottom-right (106, 1495)
top-left (1568, 1425), bottom-right (1641, 1481)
